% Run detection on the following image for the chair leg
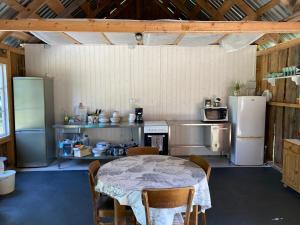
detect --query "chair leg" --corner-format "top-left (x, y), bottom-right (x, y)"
top-left (201, 212), bottom-right (206, 225)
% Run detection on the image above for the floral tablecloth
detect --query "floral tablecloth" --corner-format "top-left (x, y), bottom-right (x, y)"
top-left (95, 155), bottom-right (211, 225)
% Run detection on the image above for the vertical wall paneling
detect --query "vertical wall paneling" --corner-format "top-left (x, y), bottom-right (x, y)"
top-left (25, 45), bottom-right (256, 146)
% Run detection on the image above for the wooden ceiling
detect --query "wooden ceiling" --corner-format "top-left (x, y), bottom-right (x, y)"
top-left (0, 0), bottom-right (299, 48)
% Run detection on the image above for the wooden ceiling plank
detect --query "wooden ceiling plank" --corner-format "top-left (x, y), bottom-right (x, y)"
top-left (257, 37), bottom-right (300, 56)
top-left (1, 0), bottom-right (25, 12)
top-left (0, 19), bottom-right (299, 33)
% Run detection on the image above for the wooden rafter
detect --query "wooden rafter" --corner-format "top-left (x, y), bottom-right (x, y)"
top-left (57, 0), bottom-right (86, 18)
top-left (257, 37), bottom-right (300, 56)
top-left (0, 32), bottom-right (12, 42)
top-left (191, 0), bottom-right (220, 19)
top-left (0, 19), bottom-right (299, 33)
top-left (170, 0), bottom-right (197, 19)
top-left (1, 0), bottom-right (25, 12)
top-left (81, 0), bottom-right (113, 18)
top-left (16, 0), bottom-right (47, 19)
top-left (47, 0), bottom-right (65, 15)
top-left (212, 1), bottom-right (235, 20)
top-left (254, 0), bottom-right (280, 19)
top-left (60, 32), bottom-right (81, 44)
top-left (9, 32), bottom-right (35, 42)
top-left (107, 0), bottom-right (134, 19)
top-left (235, 1), bottom-right (257, 20)
top-left (153, 0), bottom-right (179, 20)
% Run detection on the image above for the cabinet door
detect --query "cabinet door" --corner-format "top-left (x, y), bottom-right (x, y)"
top-left (283, 149), bottom-right (299, 189)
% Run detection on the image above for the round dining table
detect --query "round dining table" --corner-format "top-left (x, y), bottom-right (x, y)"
top-left (95, 155), bottom-right (211, 225)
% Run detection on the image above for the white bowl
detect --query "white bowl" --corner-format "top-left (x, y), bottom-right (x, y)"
top-left (99, 117), bottom-right (109, 123)
top-left (92, 148), bottom-right (105, 156)
top-left (128, 118), bottom-right (135, 123)
top-left (110, 117), bottom-right (121, 123)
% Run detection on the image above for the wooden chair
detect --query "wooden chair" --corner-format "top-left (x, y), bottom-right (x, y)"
top-left (189, 155), bottom-right (212, 225)
top-left (142, 187), bottom-right (195, 225)
top-left (88, 160), bottom-right (136, 225)
top-left (127, 147), bottom-right (159, 156)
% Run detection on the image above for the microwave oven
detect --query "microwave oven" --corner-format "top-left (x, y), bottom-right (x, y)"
top-left (202, 107), bottom-right (228, 122)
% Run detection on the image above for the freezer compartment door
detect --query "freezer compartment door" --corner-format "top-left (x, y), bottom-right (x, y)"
top-left (13, 78), bottom-right (45, 130)
top-left (16, 130), bottom-right (47, 167)
top-left (231, 137), bottom-right (264, 166)
top-left (236, 96), bottom-right (266, 137)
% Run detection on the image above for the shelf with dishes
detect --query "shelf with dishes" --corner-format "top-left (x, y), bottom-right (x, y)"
top-left (263, 66), bottom-right (300, 86)
top-left (263, 75), bottom-right (300, 86)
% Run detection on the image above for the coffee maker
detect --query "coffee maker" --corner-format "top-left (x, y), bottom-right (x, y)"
top-left (135, 108), bottom-right (143, 123)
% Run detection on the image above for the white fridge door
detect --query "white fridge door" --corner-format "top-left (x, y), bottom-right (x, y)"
top-left (236, 96), bottom-right (266, 137)
top-left (231, 137), bottom-right (264, 165)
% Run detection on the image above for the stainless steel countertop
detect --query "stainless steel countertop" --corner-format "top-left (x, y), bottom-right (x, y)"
top-left (53, 120), bottom-right (231, 129)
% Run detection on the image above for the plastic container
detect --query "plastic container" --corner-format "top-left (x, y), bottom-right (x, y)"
top-left (0, 170), bottom-right (16, 195)
top-left (0, 157), bottom-right (7, 172)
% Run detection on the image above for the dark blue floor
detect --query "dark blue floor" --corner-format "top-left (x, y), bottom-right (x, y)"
top-left (0, 168), bottom-right (300, 225)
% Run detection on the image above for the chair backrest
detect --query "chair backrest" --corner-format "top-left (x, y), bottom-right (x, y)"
top-left (88, 160), bottom-right (100, 203)
top-left (189, 155), bottom-right (211, 181)
top-left (127, 147), bottom-right (159, 156)
top-left (142, 187), bottom-right (195, 225)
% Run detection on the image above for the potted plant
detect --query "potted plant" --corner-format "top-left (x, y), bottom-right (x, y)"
top-left (232, 81), bottom-right (243, 96)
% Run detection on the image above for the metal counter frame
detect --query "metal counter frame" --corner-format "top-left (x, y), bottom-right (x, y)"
top-left (167, 120), bottom-right (231, 156)
top-left (53, 122), bottom-right (144, 168)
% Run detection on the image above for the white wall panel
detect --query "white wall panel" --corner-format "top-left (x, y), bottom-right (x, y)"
top-left (25, 44), bottom-right (256, 146)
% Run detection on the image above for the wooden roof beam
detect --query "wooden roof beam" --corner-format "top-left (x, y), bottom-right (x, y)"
top-left (153, 0), bottom-right (180, 20)
top-left (47, 0), bottom-right (65, 15)
top-left (191, 0), bottom-right (220, 20)
top-left (16, 0), bottom-right (47, 19)
top-left (60, 32), bottom-right (81, 44)
top-left (0, 19), bottom-right (299, 33)
top-left (212, 1), bottom-right (235, 20)
top-left (257, 37), bottom-right (300, 56)
top-left (0, 43), bottom-right (25, 55)
top-left (0, 31), bottom-right (12, 42)
top-left (255, 0), bottom-right (281, 19)
top-left (1, 0), bottom-right (25, 12)
top-left (56, 0), bottom-right (86, 18)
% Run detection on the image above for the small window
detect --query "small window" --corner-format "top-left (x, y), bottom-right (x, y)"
top-left (0, 63), bottom-right (9, 138)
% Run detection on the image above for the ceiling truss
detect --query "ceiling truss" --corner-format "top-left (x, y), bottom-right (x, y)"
top-left (0, 0), bottom-right (298, 50)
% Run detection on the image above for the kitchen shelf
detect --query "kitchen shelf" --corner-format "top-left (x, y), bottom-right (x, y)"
top-left (268, 102), bottom-right (300, 109)
top-left (263, 75), bottom-right (300, 86)
top-left (54, 122), bottom-right (143, 168)
top-left (58, 154), bottom-right (124, 160)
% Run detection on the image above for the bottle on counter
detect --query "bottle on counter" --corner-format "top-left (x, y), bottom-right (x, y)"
top-left (82, 134), bottom-right (90, 146)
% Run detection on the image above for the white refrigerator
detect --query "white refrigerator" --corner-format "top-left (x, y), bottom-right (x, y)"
top-left (228, 96), bottom-right (266, 165)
